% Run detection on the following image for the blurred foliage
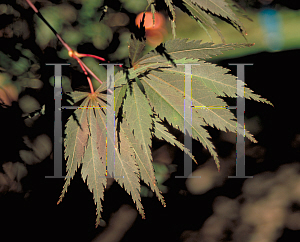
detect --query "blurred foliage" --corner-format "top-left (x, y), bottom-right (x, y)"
top-left (0, 0), bottom-right (153, 109)
top-left (172, 3), bottom-right (300, 60)
top-left (182, 162), bottom-right (300, 242)
top-left (140, 162), bottom-right (177, 197)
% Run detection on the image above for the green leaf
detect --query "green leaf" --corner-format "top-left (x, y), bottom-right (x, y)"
top-left (136, 39), bottom-right (253, 65)
top-left (113, 119), bottom-right (145, 218)
top-left (60, 37), bottom-right (273, 226)
top-left (146, 0), bottom-right (156, 25)
top-left (120, 38), bottom-right (273, 169)
top-left (147, 0), bottom-right (244, 41)
top-left (123, 82), bottom-right (152, 146)
top-left (140, 63), bottom-right (258, 140)
top-left (153, 116), bottom-right (196, 163)
top-left (66, 91), bottom-right (89, 104)
top-left (133, 38), bottom-right (271, 105)
top-left (114, 83), bottom-right (128, 116)
top-left (81, 98), bottom-right (107, 226)
top-left (183, 60), bottom-right (272, 105)
top-left (97, 67), bottom-right (149, 93)
top-left (183, 0), bottom-right (246, 38)
top-left (179, 2), bottom-right (225, 42)
top-left (226, 0), bottom-right (253, 22)
top-left (121, 82), bottom-right (166, 205)
top-left (164, 0), bottom-right (176, 39)
top-left (138, 64), bottom-right (224, 169)
top-left (120, 116), bottom-right (166, 207)
top-left (58, 97), bottom-right (90, 204)
top-left (59, 90), bottom-right (149, 226)
top-left (96, 63), bottom-right (173, 116)
top-left (129, 34), bottom-right (146, 66)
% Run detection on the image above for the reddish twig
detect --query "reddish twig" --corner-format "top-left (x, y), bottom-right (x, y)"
top-left (72, 53), bottom-right (95, 94)
top-left (25, 0), bottom-right (114, 94)
top-left (76, 53), bottom-right (106, 62)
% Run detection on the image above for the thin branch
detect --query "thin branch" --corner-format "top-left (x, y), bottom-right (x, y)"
top-left (25, 0), bottom-right (38, 13)
top-left (73, 55), bottom-right (95, 94)
top-left (76, 53), bottom-right (106, 62)
top-left (25, 0), bottom-right (112, 94)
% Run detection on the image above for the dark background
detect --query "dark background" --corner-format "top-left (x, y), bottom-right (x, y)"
top-left (1, 0), bottom-right (300, 241)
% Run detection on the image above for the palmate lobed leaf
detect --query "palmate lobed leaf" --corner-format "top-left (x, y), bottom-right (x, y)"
top-left (138, 64), bottom-right (224, 170)
top-left (123, 82), bottom-right (153, 148)
top-left (58, 96), bottom-right (90, 204)
top-left (59, 88), bottom-right (162, 227)
top-left (81, 96), bottom-right (107, 226)
top-left (129, 35), bottom-right (146, 67)
top-left (109, 116), bottom-right (145, 219)
top-left (139, 63), bottom-right (260, 141)
top-left (118, 38), bottom-right (272, 170)
top-left (59, 37), bottom-right (272, 227)
top-left (58, 91), bottom-right (108, 227)
top-left (130, 38), bottom-right (271, 106)
top-left (117, 116), bottom-right (165, 210)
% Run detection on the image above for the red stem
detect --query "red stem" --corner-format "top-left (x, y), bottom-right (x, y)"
top-left (77, 58), bottom-right (113, 95)
top-left (77, 53), bottom-right (106, 62)
top-left (73, 56), bottom-right (94, 94)
top-left (24, 0), bottom-right (111, 94)
top-left (56, 34), bottom-right (73, 53)
top-left (25, 0), bottom-right (38, 13)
